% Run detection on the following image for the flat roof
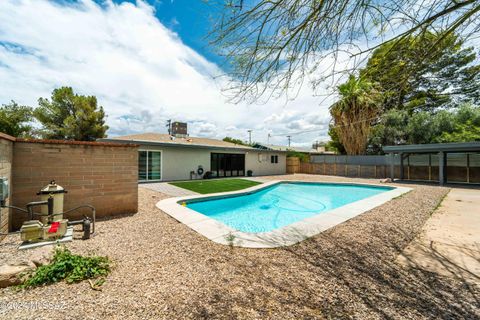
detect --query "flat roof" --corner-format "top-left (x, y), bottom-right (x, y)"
top-left (383, 142), bottom-right (480, 153)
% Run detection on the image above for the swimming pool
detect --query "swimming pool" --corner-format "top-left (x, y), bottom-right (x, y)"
top-left (187, 182), bottom-right (393, 233)
top-left (156, 180), bottom-right (410, 248)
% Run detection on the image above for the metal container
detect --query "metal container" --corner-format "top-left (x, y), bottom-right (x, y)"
top-left (20, 221), bottom-right (44, 242)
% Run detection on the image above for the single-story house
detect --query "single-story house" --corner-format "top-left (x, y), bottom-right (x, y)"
top-left (101, 133), bottom-right (287, 182)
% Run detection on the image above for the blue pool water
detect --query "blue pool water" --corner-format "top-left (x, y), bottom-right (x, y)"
top-left (187, 182), bottom-right (393, 233)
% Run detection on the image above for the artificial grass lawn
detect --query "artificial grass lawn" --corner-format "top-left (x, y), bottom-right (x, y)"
top-left (169, 178), bottom-right (261, 194)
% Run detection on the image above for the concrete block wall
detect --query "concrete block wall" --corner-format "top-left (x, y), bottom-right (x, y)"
top-left (0, 133), bottom-right (14, 239)
top-left (10, 139), bottom-right (138, 230)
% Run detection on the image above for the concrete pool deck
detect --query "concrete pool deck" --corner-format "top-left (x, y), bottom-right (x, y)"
top-left (156, 180), bottom-right (411, 248)
top-left (141, 181), bottom-right (199, 196)
top-left (397, 187), bottom-right (480, 284)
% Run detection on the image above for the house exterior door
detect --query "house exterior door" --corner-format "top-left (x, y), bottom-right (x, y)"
top-left (210, 153), bottom-right (245, 178)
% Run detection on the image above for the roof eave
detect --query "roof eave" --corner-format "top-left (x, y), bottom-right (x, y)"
top-left (383, 142), bottom-right (480, 153)
top-left (100, 138), bottom-right (288, 152)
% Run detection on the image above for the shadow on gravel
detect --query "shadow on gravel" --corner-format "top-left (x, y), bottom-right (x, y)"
top-left (194, 224), bottom-right (479, 319)
top-left (186, 184), bottom-right (479, 319)
top-left (281, 227), bottom-right (479, 319)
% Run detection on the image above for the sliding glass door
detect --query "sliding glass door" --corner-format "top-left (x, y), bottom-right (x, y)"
top-left (211, 153), bottom-right (245, 178)
top-left (138, 151), bottom-right (162, 182)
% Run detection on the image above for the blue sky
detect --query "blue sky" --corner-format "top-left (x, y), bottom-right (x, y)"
top-left (110, 0), bottom-right (223, 64)
top-left (2, 1), bottom-right (479, 146)
top-left (0, 0), bottom-right (336, 146)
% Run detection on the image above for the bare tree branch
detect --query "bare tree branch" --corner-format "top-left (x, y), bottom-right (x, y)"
top-left (209, 0), bottom-right (480, 103)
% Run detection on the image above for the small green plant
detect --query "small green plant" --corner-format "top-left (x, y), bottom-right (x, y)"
top-left (433, 191), bottom-right (449, 212)
top-left (225, 232), bottom-right (236, 247)
top-left (21, 246), bottom-right (110, 289)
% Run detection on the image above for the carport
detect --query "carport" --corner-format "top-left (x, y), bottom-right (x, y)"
top-left (383, 142), bottom-right (480, 185)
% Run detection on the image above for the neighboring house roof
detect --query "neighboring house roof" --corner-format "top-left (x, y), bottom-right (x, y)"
top-left (252, 143), bottom-right (331, 154)
top-left (102, 133), bottom-right (287, 152)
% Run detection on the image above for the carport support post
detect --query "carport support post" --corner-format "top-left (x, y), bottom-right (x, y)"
top-left (389, 152), bottom-right (395, 181)
top-left (439, 151), bottom-right (446, 185)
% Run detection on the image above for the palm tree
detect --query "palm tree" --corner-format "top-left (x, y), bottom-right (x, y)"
top-left (330, 75), bottom-right (381, 155)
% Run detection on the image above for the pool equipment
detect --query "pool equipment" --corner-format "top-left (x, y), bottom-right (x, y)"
top-left (1, 180), bottom-right (95, 243)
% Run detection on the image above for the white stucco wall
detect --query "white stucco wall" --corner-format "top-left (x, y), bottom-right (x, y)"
top-left (139, 145), bottom-right (210, 181)
top-left (245, 151), bottom-right (287, 176)
top-left (138, 145), bottom-right (286, 181)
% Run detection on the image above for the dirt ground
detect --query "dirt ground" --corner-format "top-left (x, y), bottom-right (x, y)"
top-left (0, 174), bottom-right (478, 319)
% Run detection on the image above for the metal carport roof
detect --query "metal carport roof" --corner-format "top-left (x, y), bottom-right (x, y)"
top-left (383, 142), bottom-right (480, 153)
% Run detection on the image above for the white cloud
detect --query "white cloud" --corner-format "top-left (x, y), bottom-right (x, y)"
top-left (0, 0), bottom-right (334, 146)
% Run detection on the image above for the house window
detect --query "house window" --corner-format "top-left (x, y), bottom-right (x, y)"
top-left (258, 153), bottom-right (267, 162)
top-left (271, 155), bottom-right (278, 164)
top-left (138, 151), bottom-right (161, 181)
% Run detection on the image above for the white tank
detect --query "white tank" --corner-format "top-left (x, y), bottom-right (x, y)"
top-left (38, 181), bottom-right (66, 223)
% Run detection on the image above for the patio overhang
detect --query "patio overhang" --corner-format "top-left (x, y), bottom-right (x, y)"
top-left (383, 142), bottom-right (480, 185)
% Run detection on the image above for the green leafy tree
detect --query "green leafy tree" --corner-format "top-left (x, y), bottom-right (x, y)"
top-left (34, 87), bottom-right (108, 141)
top-left (337, 31), bottom-right (480, 154)
top-left (369, 104), bottom-right (480, 150)
top-left (325, 125), bottom-right (346, 154)
top-left (0, 101), bottom-right (34, 137)
top-left (367, 110), bottom-right (410, 154)
top-left (435, 104), bottom-right (480, 142)
top-left (361, 32), bottom-right (480, 112)
top-left (286, 151), bottom-right (310, 162)
top-left (329, 75), bottom-right (381, 155)
top-left (223, 136), bottom-right (249, 146)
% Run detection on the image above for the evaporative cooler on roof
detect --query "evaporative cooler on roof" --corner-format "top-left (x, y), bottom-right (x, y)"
top-left (172, 122), bottom-right (187, 138)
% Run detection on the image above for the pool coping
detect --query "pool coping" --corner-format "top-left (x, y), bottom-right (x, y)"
top-left (156, 180), bottom-right (412, 248)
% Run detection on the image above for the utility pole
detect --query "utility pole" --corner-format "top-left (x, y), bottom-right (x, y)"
top-left (166, 119), bottom-right (171, 135)
top-left (247, 130), bottom-right (252, 145)
top-left (287, 135), bottom-right (291, 147)
top-left (267, 133), bottom-right (271, 144)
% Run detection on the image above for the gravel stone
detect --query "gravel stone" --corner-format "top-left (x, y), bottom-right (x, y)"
top-left (0, 174), bottom-right (478, 319)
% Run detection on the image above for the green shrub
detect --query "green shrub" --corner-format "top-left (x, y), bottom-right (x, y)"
top-left (22, 246), bottom-right (110, 289)
top-left (287, 151), bottom-right (310, 162)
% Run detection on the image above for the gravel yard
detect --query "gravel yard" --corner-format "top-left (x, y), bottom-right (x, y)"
top-left (1, 174), bottom-right (478, 319)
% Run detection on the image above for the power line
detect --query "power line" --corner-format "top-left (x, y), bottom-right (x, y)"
top-left (268, 115), bottom-right (381, 138)
top-left (269, 127), bottom-right (325, 137)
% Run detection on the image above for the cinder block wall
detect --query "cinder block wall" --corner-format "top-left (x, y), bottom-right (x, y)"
top-left (0, 134), bottom-right (14, 239)
top-left (11, 139), bottom-right (138, 230)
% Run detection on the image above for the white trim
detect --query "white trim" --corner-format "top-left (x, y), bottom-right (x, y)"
top-left (156, 181), bottom-right (411, 248)
top-left (138, 149), bottom-right (163, 182)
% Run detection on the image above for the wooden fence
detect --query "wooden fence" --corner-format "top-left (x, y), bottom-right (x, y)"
top-left (289, 153), bottom-right (480, 183)
top-left (286, 157), bottom-right (300, 174)
top-left (287, 155), bottom-right (401, 179)
top-left (298, 162), bottom-right (393, 179)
